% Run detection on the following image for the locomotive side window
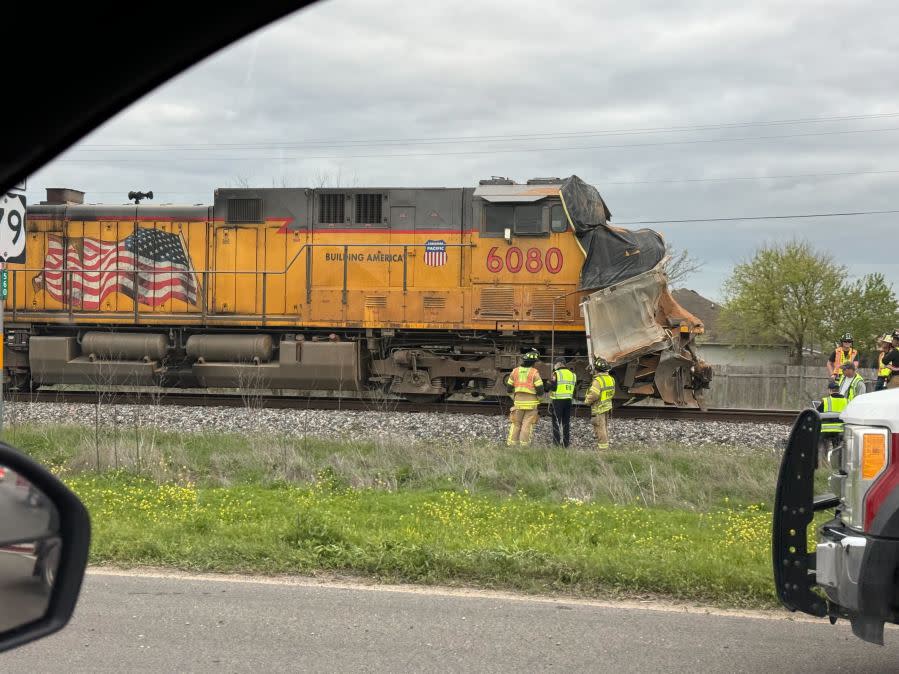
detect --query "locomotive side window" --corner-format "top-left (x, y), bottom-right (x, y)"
top-left (319, 193), bottom-right (346, 224)
top-left (513, 204), bottom-right (543, 235)
top-left (484, 204), bottom-right (513, 235)
top-left (550, 204), bottom-right (568, 232)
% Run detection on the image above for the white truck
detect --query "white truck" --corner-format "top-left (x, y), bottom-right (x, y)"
top-left (774, 388), bottom-right (899, 644)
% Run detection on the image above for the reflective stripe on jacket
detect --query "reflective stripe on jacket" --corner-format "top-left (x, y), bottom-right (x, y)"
top-left (549, 369), bottom-right (576, 400)
top-left (820, 395), bottom-right (846, 433)
top-left (506, 366), bottom-right (542, 395)
top-left (585, 373), bottom-right (615, 415)
top-left (506, 366), bottom-right (543, 410)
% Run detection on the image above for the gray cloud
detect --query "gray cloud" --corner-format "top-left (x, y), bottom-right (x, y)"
top-left (28, 0), bottom-right (899, 301)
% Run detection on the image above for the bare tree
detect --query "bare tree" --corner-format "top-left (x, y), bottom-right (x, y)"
top-left (271, 175), bottom-right (296, 188)
top-left (232, 175), bottom-right (252, 188)
top-left (663, 243), bottom-right (704, 288)
top-left (311, 167), bottom-right (359, 188)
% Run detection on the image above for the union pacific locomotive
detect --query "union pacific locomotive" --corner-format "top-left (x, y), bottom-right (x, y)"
top-left (4, 176), bottom-right (711, 405)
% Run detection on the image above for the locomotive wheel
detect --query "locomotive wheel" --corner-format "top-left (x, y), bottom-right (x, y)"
top-left (7, 370), bottom-right (36, 392)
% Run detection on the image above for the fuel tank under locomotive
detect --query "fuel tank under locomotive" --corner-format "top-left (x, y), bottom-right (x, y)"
top-left (27, 332), bottom-right (363, 391)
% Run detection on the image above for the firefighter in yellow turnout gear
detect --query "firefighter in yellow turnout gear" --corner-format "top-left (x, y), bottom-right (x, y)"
top-left (505, 350), bottom-right (545, 446)
top-left (583, 356), bottom-right (616, 450)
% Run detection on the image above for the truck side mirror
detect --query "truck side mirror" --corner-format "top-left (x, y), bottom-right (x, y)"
top-left (0, 443), bottom-right (90, 654)
top-left (503, 227), bottom-right (512, 243)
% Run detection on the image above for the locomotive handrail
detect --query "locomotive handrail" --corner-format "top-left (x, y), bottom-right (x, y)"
top-left (6, 241), bottom-right (474, 323)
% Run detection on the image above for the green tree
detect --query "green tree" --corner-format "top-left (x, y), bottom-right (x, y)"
top-left (829, 273), bottom-right (899, 358)
top-left (719, 240), bottom-right (844, 363)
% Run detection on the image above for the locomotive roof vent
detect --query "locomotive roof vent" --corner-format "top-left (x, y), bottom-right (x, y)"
top-left (41, 188), bottom-right (85, 205)
top-left (478, 176), bottom-right (515, 185)
top-left (526, 177), bottom-right (562, 185)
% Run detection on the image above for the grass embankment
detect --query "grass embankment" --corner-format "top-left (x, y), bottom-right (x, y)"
top-left (6, 424), bottom-right (802, 607)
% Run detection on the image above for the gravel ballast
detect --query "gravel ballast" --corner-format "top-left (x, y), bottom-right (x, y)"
top-left (3, 400), bottom-right (790, 452)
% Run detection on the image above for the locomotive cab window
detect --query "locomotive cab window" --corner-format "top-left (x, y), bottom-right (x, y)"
top-left (513, 204), bottom-right (543, 235)
top-left (550, 204), bottom-right (568, 233)
top-left (484, 204), bottom-right (514, 235)
top-left (483, 203), bottom-right (548, 236)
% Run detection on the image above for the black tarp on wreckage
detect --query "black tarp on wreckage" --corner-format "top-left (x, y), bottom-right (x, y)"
top-left (560, 175), bottom-right (666, 291)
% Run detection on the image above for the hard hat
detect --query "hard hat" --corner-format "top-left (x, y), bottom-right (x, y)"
top-left (592, 355), bottom-right (611, 372)
top-left (553, 361), bottom-right (565, 371)
top-left (892, 329), bottom-right (899, 341)
top-left (880, 334), bottom-right (892, 344)
top-left (840, 332), bottom-right (853, 343)
top-left (522, 349), bottom-right (540, 363)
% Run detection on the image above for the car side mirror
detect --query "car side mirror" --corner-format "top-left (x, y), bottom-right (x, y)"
top-left (0, 443), bottom-right (90, 654)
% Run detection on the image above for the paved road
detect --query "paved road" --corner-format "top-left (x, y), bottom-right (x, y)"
top-left (4, 571), bottom-right (899, 672)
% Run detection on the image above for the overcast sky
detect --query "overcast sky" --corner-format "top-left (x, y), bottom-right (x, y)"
top-left (29, 0), bottom-right (899, 301)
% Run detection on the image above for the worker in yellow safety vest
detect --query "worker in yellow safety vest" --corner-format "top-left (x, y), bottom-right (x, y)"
top-left (816, 380), bottom-right (847, 468)
top-left (876, 334), bottom-right (893, 391)
top-left (836, 361), bottom-right (866, 400)
top-left (583, 355), bottom-right (616, 451)
top-left (826, 333), bottom-right (859, 379)
top-left (548, 361), bottom-right (577, 447)
top-left (818, 381), bottom-right (847, 434)
top-left (505, 349), bottom-right (545, 446)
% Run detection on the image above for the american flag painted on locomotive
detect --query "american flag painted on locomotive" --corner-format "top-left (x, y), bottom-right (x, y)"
top-left (424, 239), bottom-right (447, 267)
top-left (34, 228), bottom-right (198, 309)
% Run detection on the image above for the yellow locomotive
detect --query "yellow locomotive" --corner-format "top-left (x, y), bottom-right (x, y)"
top-left (5, 176), bottom-right (710, 405)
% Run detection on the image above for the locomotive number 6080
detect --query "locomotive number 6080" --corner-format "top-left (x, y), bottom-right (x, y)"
top-left (486, 246), bottom-right (563, 274)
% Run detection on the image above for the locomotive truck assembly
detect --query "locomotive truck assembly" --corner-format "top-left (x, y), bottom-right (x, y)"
top-left (3, 176), bottom-right (711, 406)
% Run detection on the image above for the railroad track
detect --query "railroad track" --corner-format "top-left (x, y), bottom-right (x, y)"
top-left (4, 389), bottom-right (801, 424)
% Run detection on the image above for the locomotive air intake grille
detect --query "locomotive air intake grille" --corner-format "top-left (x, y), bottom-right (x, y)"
top-left (423, 296), bottom-right (447, 310)
top-left (227, 198), bottom-right (263, 224)
top-left (319, 193), bottom-right (345, 224)
top-left (530, 289), bottom-right (567, 321)
top-left (479, 287), bottom-right (515, 319)
top-left (355, 193), bottom-right (384, 224)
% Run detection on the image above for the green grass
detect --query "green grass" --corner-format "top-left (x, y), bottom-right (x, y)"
top-left (5, 424), bottom-right (781, 509)
top-left (5, 424), bottom-right (808, 608)
top-left (69, 471), bottom-right (777, 607)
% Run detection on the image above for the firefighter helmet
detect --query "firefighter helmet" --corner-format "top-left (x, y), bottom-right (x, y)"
top-left (592, 356), bottom-right (611, 372)
top-left (522, 349), bottom-right (540, 364)
top-left (840, 333), bottom-right (853, 343)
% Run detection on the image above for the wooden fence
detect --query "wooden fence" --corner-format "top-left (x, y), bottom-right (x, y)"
top-left (701, 364), bottom-right (878, 410)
